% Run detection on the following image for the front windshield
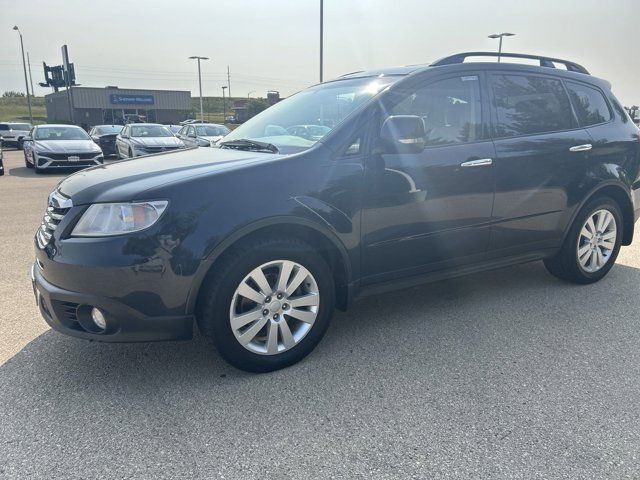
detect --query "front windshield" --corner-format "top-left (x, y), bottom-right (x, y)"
top-left (130, 125), bottom-right (173, 137)
top-left (34, 126), bottom-right (90, 141)
top-left (196, 125), bottom-right (230, 136)
top-left (8, 123), bottom-right (31, 131)
top-left (223, 76), bottom-right (400, 154)
top-left (96, 126), bottom-right (122, 135)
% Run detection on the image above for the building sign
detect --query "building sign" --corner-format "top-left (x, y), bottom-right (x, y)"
top-left (109, 94), bottom-right (155, 105)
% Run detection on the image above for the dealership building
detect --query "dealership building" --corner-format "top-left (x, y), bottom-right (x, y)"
top-left (44, 87), bottom-right (192, 127)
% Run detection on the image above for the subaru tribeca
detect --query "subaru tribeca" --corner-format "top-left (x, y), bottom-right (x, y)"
top-left (32, 52), bottom-right (640, 372)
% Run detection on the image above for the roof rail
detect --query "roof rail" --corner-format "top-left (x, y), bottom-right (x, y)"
top-left (431, 52), bottom-right (589, 75)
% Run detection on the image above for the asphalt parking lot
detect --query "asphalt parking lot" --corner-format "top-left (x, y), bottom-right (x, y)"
top-left (1, 148), bottom-right (640, 479)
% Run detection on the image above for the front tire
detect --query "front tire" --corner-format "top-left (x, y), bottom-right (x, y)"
top-left (544, 196), bottom-right (622, 284)
top-left (24, 151), bottom-right (33, 168)
top-left (197, 238), bottom-right (335, 372)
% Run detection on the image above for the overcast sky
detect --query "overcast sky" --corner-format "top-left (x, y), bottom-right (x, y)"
top-left (0, 0), bottom-right (638, 105)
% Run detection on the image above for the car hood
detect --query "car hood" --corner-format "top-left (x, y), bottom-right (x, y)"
top-left (56, 147), bottom-right (281, 205)
top-left (130, 136), bottom-right (182, 148)
top-left (34, 140), bottom-right (100, 153)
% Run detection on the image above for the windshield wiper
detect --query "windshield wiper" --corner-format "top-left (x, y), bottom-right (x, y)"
top-left (219, 138), bottom-right (279, 154)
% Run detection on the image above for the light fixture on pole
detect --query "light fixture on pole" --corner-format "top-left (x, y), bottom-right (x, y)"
top-left (13, 26), bottom-right (33, 124)
top-left (247, 91), bottom-right (255, 100)
top-left (188, 56), bottom-right (209, 121)
top-left (222, 86), bottom-right (228, 122)
top-left (488, 32), bottom-right (515, 62)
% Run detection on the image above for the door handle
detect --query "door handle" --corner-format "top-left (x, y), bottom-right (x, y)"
top-left (569, 144), bottom-right (592, 152)
top-left (460, 158), bottom-right (493, 167)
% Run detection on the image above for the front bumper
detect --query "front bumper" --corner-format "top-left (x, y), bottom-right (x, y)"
top-left (35, 153), bottom-right (104, 170)
top-left (31, 263), bottom-right (193, 342)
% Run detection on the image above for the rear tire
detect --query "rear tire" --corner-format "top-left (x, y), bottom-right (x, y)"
top-left (544, 196), bottom-right (622, 284)
top-left (197, 237), bottom-right (335, 372)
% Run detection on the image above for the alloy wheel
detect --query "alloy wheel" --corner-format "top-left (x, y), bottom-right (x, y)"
top-left (229, 260), bottom-right (320, 355)
top-left (576, 209), bottom-right (617, 273)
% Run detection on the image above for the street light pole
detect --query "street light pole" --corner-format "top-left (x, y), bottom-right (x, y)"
top-left (222, 86), bottom-right (227, 122)
top-left (13, 26), bottom-right (33, 124)
top-left (189, 56), bottom-right (209, 121)
top-left (488, 33), bottom-right (515, 62)
top-left (247, 91), bottom-right (255, 101)
top-left (319, 0), bottom-right (324, 83)
top-left (27, 52), bottom-right (35, 99)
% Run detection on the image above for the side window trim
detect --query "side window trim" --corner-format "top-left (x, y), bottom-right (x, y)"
top-left (563, 79), bottom-right (614, 128)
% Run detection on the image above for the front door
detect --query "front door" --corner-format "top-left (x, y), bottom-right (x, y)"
top-left (361, 74), bottom-right (496, 284)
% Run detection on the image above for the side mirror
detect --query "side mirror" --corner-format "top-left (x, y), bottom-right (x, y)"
top-left (379, 115), bottom-right (426, 153)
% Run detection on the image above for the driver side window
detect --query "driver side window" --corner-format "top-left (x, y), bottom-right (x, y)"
top-left (390, 75), bottom-right (482, 147)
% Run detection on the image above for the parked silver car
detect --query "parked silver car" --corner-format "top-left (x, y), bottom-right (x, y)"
top-left (176, 123), bottom-right (230, 148)
top-left (0, 122), bottom-right (32, 149)
top-left (115, 123), bottom-right (185, 158)
top-left (23, 124), bottom-right (104, 173)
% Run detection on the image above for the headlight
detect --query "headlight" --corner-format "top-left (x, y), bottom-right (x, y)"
top-left (72, 201), bottom-right (168, 237)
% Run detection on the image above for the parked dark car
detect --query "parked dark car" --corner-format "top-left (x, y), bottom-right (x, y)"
top-left (0, 144), bottom-right (4, 176)
top-left (23, 124), bottom-right (104, 173)
top-left (89, 125), bottom-right (122, 157)
top-left (0, 122), bottom-right (32, 149)
top-left (32, 52), bottom-right (640, 372)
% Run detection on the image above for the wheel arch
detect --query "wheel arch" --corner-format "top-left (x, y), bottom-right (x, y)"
top-left (186, 216), bottom-right (354, 316)
top-left (568, 182), bottom-right (635, 246)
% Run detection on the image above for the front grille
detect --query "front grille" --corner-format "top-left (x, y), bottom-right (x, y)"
top-left (144, 146), bottom-right (180, 153)
top-left (36, 192), bottom-right (72, 249)
top-left (40, 152), bottom-right (99, 161)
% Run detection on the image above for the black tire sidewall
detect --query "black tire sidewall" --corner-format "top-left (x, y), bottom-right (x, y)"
top-left (565, 197), bottom-right (623, 282)
top-left (207, 241), bottom-right (335, 372)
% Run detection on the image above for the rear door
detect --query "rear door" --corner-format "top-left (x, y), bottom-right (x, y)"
top-left (487, 72), bottom-right (593, 258)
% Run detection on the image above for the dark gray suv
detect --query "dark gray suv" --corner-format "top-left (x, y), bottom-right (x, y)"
top-left (32, 52), bottom-right (640, 372)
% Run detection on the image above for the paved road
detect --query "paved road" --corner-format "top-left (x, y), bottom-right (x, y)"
top-left (1, 148), bottom-right (640, 479)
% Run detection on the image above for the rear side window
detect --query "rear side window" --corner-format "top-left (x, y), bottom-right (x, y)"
top-left (565, 81), bottom-right (611, 126)
top-left (0, 125), bottom-right (9, 131)
top-left (390, 75), bottom-right (483, 147)
top-left (492, 74), bottom-right (575, 137)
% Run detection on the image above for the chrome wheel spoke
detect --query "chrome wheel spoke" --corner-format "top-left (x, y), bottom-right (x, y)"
top-left (288, 293), bottom-right (320, 308)
top-left (231, 308), bottom-right (263, 331)
top-left (238, 317), bottom-right (268, 346)
top-left (237, 282), bottom-right (265, 304)
top-left (286, 308), bottom-right (316, 324)
top-left (601, 212), bottom-right (614, 231)
top-left (276, 261), bottom-right (294, 293)
top-left (285, 267), bottom-right (309, 297)
top-left (249, 267), bottom-right (272, 296)
top-left (601, 239), bottom-right (615, 251)
top-left (278, 320), bottom-right (296, 349)
top-left (601, 231), bottom-right (616, 241)
top-left (578, 243), bottom-right (592, 259)
top-left (266, 320), bottom-right (279, 355)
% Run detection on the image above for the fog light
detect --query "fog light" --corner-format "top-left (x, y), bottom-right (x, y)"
top-left (91, 308), bottom-right (107, 330)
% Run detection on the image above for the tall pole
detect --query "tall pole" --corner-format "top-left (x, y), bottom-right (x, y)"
top-left (13, 26), bottom-right (33, 124)
top-left (319, 0), bottom-right (324, 83)
top-left (197, 59), bottom-right (204, 121)
top-left (488, 33), bottom-right (515, 63)
top-left (227, 66), bottom-right (231, 100)
top-left (222, 86), bottom-right (227, 122)
top-left (27, 52), bottom-right (35, 99)
top-left (189, 56), bottom-right (209, 122)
